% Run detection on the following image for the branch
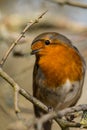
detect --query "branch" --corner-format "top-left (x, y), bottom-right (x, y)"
top-left (0, 68), bottom-right (48, 113)
top-left (36, 112), bottom-right (81, 130)
top-left (0, 10), bottom-right (47, 67)
top-left (32, 106), bottom-right (87, 129)
top-left (50, 0), bottom-right (87, 9)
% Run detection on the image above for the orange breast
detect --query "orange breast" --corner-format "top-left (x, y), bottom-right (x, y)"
top-left (38, 44), bottom-right (83, 88)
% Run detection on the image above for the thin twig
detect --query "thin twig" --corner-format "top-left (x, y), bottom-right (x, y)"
top-left (57, 104), bottom-right (87, 118)
top-left (50, 0), bottom-right (87, 9)
top-left (0, 10), bottom-right (47, 67)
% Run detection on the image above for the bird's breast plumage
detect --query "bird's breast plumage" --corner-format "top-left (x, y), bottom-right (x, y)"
top-left (38, 44), bottom-right (83, 88)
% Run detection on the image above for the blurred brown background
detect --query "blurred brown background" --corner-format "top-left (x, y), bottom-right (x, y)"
top-left (0, 0), bottom-right (87, 130)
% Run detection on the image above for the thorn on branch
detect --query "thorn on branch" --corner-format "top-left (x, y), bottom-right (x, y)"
top-left (38, 10), bottom-right (48, 19)
top-left (35, 19), bottom-right (39, 23)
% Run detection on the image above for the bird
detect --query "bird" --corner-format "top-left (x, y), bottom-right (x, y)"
top-left (31, 32), bottom-right (86, 130)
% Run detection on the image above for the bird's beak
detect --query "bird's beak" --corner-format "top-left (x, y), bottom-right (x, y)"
top-left (30, 39), bottom-right (44, 55)
top-left (30, 49), bottom-right (40, 55)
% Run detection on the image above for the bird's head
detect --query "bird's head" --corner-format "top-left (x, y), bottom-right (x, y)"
top-left (31, 32), bottom-right (71, 57)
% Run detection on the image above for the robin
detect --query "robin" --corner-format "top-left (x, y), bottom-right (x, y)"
top-left (31, 32), bottom-right (86, 130)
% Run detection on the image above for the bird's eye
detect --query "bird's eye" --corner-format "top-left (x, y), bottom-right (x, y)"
top-left (45, 40), bottom-right (50, 45)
